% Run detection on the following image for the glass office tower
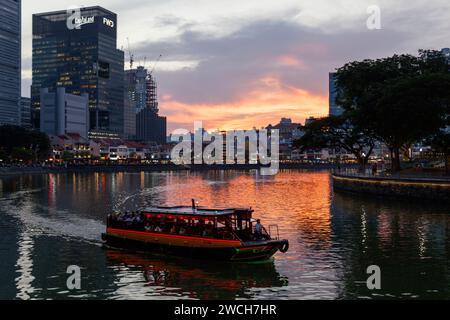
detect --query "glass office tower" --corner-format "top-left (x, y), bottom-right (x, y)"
top-left (329, 72), bottom-right (343, 117)
top-left (0, 0), bottom-right (21, 125)
top-left (31, 6), bottom-right (124, 138)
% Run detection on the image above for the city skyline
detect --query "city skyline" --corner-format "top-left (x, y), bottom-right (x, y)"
top-left (20, 0), bottom-right (450, 131)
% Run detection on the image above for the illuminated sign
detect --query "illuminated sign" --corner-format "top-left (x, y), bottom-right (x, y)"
top-left (103, 18), bottom-right (115, 28)
top-left (75, 16), bottom-right (95, 28)
top-left (67, 7), bottom-right (95, 30)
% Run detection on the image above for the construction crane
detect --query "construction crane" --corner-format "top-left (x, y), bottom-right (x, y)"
top-left (126, 37), bottom-right (135, 70)
top-left (149, 54), bottom-right (162, 75)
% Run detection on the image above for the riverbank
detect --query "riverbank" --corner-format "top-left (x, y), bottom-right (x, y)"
top-left (332, 173), bottom-right (450, 202)
top-left (0, 163), bottom-right (352, 177)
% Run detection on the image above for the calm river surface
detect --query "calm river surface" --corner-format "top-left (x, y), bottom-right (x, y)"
top-left (1, 170), bottom-right (450, 300)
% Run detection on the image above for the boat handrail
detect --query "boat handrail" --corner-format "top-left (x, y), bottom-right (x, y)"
top-left (268, 225), bottom-right (280, 240)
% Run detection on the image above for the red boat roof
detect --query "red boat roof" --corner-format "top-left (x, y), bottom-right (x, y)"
top-left (143, 206), bottom-right (253, 217)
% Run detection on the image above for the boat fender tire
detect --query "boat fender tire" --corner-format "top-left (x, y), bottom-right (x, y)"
top-left (280, 241), bottom-right (289, 253)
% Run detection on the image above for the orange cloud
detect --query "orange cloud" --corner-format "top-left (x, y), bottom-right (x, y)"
top-left (161, 75), bottom-right (328, 132)
top-left (276, 55), bottom-right (305, 68)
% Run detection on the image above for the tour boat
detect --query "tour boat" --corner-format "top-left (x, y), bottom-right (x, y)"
top-left (102, 201), bottom-right (289, 261)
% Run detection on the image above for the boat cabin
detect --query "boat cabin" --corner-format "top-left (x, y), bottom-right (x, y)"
top-left (108, 206), bottom-right (271, 242)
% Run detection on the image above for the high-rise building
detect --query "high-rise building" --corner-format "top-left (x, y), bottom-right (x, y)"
top-left (123, 92), bottom-right (135, 139)
top-left (441, 48), bottom-right (450, 60)
top-left (125, 66), bottom-right (148, 114)
top-left (125, 66), bottom-right (165, 142)
top-left (123, 66), bottom-right (147, 139)
top-left (31, 6), bottom-right (124, 138)
top-left (0, 0), bottom-right (21, 125)
top-left (329, 72), bottom-right (343, 117)
top-left (136, 109), bottom-right (167, 145)
top-left (19, 97), bottom-right (31, 129)
top-left (146, 74), bottom-right (159, 114)
top-left (40, 87), bottom-right (89, 138)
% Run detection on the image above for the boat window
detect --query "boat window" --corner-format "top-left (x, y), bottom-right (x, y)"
top-left (110, 212), bottom-right (238, 240)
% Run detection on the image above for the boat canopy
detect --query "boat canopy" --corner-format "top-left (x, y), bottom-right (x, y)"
top-left (143, 206), bottom-right (253, 217)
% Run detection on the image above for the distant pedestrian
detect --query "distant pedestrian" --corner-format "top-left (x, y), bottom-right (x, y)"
top-left (372, 163), bottom-right (378, 176)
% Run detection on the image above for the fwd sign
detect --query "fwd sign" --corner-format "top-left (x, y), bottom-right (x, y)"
top-left (103, 18), bottom-right (115, 28)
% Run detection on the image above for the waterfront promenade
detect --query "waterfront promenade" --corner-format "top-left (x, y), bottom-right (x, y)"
top-left (0, 163), bottom-right (351, 177)
top-left (333, 171), bottom-right (450, 202)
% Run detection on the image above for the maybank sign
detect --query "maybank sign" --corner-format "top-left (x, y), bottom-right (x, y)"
top-left (66, 7), bottom-right (115, 30)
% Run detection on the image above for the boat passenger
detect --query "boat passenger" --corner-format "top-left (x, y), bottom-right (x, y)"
top-left (179, 227), bottom-right (186, 235)
top-left (255, 219), bottom-right (263, 239)
top-left (155, 225), bottom-right (163, 233)
top-left (145, 223), bottom-right (153, 232)
top-left (170, 225), bottom-right (177, 234)
top-left (134, 214), bottom-right (143, 226)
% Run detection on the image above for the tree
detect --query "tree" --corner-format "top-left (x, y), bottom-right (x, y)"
top-left (29, 131), bottom-right (51, 161)
top-left (0, 125), bottom-right (51, 162)
top-left (335, 50), bottom-right (450, 172)
top-left (295, 115), bottom-right (376, 171)
top-left (427, 130), bottom-right (450, 175)
top-left (11, 147), bottom-right (33, 162)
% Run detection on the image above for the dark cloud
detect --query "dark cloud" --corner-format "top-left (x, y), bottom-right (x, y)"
top-left (134, 19), bottom-right (413, 108)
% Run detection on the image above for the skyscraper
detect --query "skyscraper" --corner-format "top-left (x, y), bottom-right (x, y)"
top-left (125, 66), bottom-right (148, 114)
top-left (31, 6), bottom-right (124, 138)
top-left (329, 72), bottom-right (343, 117)
top-left (136, 109), bottom-right (167, 145)
top-left (19, 97), bottom-right (31, 128)
top-left (125, 66), bottom-right (165, 143)
top-left (0, 0), bottom-right (21, 125)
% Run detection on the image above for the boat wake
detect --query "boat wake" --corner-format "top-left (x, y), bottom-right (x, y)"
top-left (0, 190), bottom-right (104, 245)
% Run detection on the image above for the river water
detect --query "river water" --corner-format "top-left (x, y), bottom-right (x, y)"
top-left (1, 170), bottom-right (450, 300)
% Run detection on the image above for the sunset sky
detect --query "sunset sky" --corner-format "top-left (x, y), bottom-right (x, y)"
top-left (21, 0), bottom-right (450, 132)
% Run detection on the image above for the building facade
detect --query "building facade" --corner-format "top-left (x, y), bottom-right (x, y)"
top-left (329, 72), bottom-right (344, 117)
top-left (123, 94), bottom-right (135, 139)
top-left (40, 87), bottom-right (89, 138)
top-left (125, 65), bottom-right (165, 143)
top-left (0, 0), bottom-right (21, 125)
top-left (136, 108), bottom-right (167, 145)
top-left (124, 66), bottom-right (161, 138)
top-left (32, 6), bottom-right (124, 138)
top-left (125, 66), bottom-right (148, 114)
top-left (19, 97), bottom-right (31, 128)
top-left (124, 66), bottom-right (148, 139)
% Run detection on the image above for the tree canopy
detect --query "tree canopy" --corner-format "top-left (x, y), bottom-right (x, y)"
top-left (0, 125), bottom-right (51, 162)
top-left (334, 50), bottom-right (450, 172)
top-left (295, 116), bottom-right (375, 169)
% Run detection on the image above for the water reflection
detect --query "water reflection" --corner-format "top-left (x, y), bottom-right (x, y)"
top-left (331, 192), bottom-right (450, 299)
top-left (15, 233), bottom-right (35, 300)
top-left (106, 250), bottom-right (288, 300)
top-left (1, 171), bottom-right (450, 299)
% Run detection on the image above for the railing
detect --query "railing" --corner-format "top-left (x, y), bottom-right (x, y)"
top-left (267, 225), bottom-right (280, 240)
top-left (333, 169), bottom-right (450, 182)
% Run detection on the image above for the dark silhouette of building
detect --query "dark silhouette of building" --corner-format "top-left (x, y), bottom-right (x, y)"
top-left (136, 108), bottom-right (166, 145)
